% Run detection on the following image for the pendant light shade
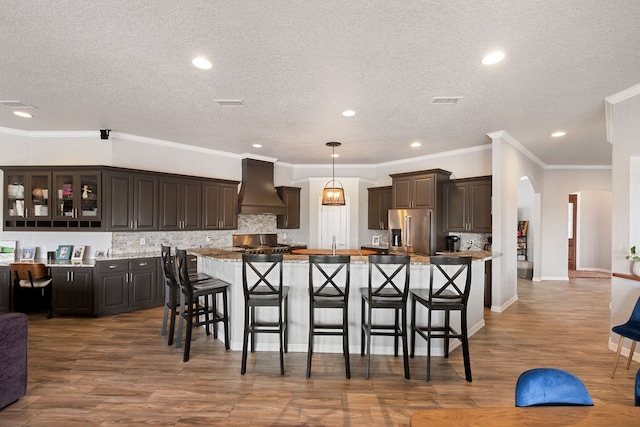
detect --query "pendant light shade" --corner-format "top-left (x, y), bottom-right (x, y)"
top-left (322, 142), bottom-right (346, 206)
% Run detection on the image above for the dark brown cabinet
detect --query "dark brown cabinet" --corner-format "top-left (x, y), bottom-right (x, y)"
top-left (95, 258), bottom-right (160, 316)
top-left (3, 167), bottom-right (104, 230)
top-left (3, 166), bottom-right (239, 232)
top-left (442, 176), bottom-right (492, 233)
top-left (52, 171), bottom-right (102, 223)
top-left (390, 169), bottom-right (451, 209)
top-left (276, 186), bottom-right (300, 229)
top-left (4, 169), bottom-right (52, 227)
top-left (159, 177), bottom-right (202, 230)
top-left (52, 267), bottom-right (94, 315)
top-left (0, 266), bottom-right (10, 314)
top-left (367, 186), bottom-right (392, 230)
top-left (202, 181), bottom-right (238, 230)
top-left (105, 171), bottom-right (158, 231)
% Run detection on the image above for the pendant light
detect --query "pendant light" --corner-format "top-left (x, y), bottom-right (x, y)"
top-left (321, 141), bottom-right (346, 206)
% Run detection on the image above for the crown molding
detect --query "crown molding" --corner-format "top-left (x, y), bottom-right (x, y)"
top-left (487, 130), bottom-right (547, 169)
top-left (604, 83), bottom-right (640, 144)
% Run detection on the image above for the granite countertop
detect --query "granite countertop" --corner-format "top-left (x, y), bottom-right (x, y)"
top-left (188, 248), bottom-right (498, 265)
top-left (0, 251), bottom-right (160, 267)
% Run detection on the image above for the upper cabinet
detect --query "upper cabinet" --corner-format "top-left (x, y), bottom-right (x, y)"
top-left (4, 169), bottom-right (51, 222)
top-left (2, 165), bottom-right (238, 232)
top-left (390, 169), bottom-right (452, 209)
top-left (105, 171), bottom-right (159, 232)
top-left (442, 176), bottom-right (492, 233)
top-left (159, 177), bottom-right (202, 231)
top-left (52, 171), bottom-right (101, 222)
top-left (202, 181), bottom-right (239, 230)
top-left (368, 186), bottom-right (392, 230)
top-left (276, 186), bottom-right (300, 229)
top-left (3, 167), bottom-right (103, 230)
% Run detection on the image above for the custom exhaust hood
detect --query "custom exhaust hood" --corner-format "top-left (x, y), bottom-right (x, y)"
top-left (237, 158), bottom-right (287, 215)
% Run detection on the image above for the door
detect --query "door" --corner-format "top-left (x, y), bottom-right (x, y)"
top-left (318, 197), bottom-right (349, 250)
top-left (568, 194), bottom-right (577, 270)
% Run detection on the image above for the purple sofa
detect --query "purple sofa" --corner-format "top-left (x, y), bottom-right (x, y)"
top-left (0, 312), bottom-right (28, 409)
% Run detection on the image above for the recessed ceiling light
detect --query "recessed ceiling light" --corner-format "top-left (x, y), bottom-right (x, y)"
top-left (551, 131), bottom-right (566, 138)
top-left (192, 56), bottom-right (212, 70)
top-left (411, 142), bottom-right (422, 148)
top-left (13, 111), bottom-right (32, 118)
top-left (252, 144), bottom-right (262, 148)
top-left (481, 51), bottom-right (505, 65)
top-left (332, 153), bottom-right (340, 158)
top-left (342, 110), bottom-right (356, 117)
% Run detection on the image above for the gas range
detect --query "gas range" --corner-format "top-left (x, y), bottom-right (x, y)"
top-left (232, 233), bottom-right (291, 254)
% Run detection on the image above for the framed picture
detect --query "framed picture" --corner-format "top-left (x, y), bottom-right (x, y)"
top-left (72, 245), bottom-right (86, 261)
top-left (20, 247), bottom-right (36, 261)
top-left (56, 245), bottom-right (73, 260)
top-left (94, 249), bottom-right (107, 258)
top-left (372, 235), bottom-right (380, 247)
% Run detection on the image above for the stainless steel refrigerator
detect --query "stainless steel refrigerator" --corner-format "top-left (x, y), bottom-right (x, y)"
top-left (388, 208), bottom-right (434, 255)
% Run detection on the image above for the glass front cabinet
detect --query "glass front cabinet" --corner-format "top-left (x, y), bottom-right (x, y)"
top-left (5, 170), bottom-right (51, 224)
top-left (52, 171), bottom-right (101, 222)
top-left (3, 167), bottom-right (102, 230)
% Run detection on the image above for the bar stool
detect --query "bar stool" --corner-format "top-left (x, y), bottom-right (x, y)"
top-left (241, 253), bottom-right (289, 375)
top-left (410, 256), bottom-right (472, 382)
top-left (360, 255), bottom-right (411, 379)
top-left (160, 244), bottom-right (180, 345)
top-left (175, 248), bottom-right (230, 362)
top-left (307, 255), bottom-right (351, 378)
top-left (9, 262), bottom-right (53, 318)
top-left (161, 245), bottom-right (218, 347)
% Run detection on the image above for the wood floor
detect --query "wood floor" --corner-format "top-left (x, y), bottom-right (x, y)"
top-left (2, 276), bottom-right (637, 426)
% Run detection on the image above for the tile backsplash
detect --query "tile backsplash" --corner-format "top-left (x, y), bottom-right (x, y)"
top-left (110, 214), bottom-right (278, 254)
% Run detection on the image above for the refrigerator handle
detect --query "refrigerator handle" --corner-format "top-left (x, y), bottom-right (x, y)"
top-left (405, 215), bottom-right (412, 248)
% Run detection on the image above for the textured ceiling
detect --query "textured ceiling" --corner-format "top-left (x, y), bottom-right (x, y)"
top-left (1, 1), bottom-right (639, 166)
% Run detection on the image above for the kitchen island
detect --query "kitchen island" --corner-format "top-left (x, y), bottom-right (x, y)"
top-left (190, 248), bottom-right (496, 357)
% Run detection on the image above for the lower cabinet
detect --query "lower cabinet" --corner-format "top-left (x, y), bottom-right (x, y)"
top-left (95, 257), bottom-right (161, 316)
top-left (0, 266), bottom-right (10, 314)
top-left (52, 267), bottom-right (94, 315)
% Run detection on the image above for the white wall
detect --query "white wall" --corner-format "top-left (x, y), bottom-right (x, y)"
top-left (489, 131), bottom-right (546, 311)
top-left (540, 169), bottom-right (611, 279)
top-left (577, 190), bottom-right (612, 272)
top-left (607, 84), bottom-right (640, 355)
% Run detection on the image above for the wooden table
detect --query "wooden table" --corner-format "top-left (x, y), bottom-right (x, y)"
top-left (290, 248), bottom-right (377, 256)
top-left (410, 406), bottom-right (640, 426)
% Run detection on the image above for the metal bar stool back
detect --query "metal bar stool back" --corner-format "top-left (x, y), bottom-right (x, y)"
top-left (307, 255), bottom-right (351, 378)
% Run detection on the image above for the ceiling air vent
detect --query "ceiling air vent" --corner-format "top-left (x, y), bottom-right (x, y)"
top-left (214, 99), bottom-right (244, 107)
top-left (0, 100), bottom-right (37, 109)
top-left (430, 97), bottom-right (462, 105)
